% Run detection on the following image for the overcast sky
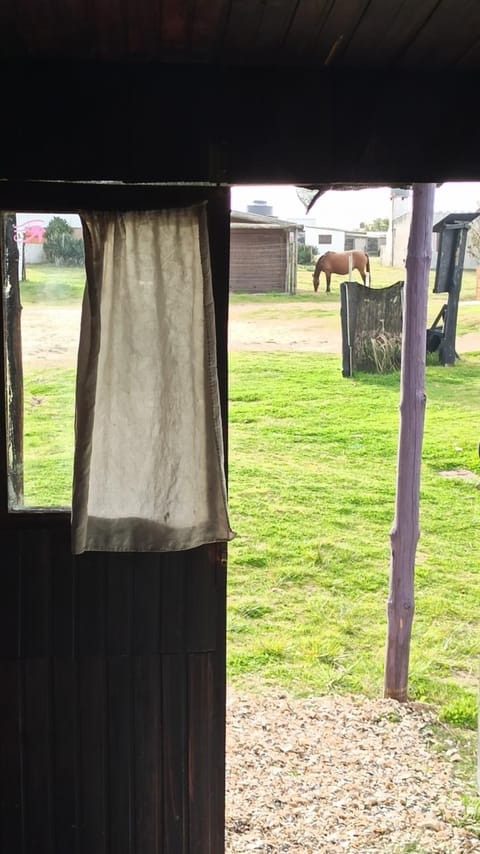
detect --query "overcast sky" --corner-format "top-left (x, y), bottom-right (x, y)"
top-left (231, 183), bottom-right (480, 230)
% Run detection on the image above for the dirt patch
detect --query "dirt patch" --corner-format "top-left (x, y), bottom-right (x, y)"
top-left (21, 305), bottom-right (82, 368)
top-left (20, 300), bottom-right (480, 367)
top-left (439, 467), bottom-right (480, 485)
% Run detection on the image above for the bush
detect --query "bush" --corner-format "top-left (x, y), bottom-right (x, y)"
top-left (298, 244), bottom-right (316, 265)
top-left (43, 217), bottom-right (85, 267)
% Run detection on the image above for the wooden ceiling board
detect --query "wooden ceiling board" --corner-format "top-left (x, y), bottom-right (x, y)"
top-left (125, 0), bottom-right (162, 59)
top-left (247, 0), bottom-right (301, 56)
top-left (338, 0), bottom-right (441, 68)
top-left (280, 0), bottom-right (337, 62)
top-left (89, 0), bottom-right (129, 61)
top-left (5, 0), bottom-right (79, 58)
top-left (0, 3), bottom-right (29, 58)
top-left (309, 0), bottom-right (372, 66)
top-left (1, 0), bottom-right (480, 70)
top-left (456, 35), bottom-right (480, 69)
top-left (160, 0), bottom-right (192, 51)
top-left (221, 0), bottom-right (268, 58)
top-left (398, 0), bottom-right (480, 68)
top-left (189, 0), bottom-right (229, 56)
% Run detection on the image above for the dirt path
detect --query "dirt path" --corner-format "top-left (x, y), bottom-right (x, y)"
top-left (20, 300), bottom-right (480, 367)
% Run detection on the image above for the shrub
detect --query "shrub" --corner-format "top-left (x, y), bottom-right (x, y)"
top-left (298, 244), bottom-right (316, 265)
top-left (43, 217), bottom-right (84, 267)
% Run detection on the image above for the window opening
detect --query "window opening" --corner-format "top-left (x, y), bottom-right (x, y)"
top-left (2, 213), bottom-right (84, 510)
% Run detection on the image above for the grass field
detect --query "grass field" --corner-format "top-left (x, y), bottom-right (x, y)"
top-left (16, 263), bottom-right (480, 737)
top-left (294, 257), bottom-right (480, 302)
top-left (227, 351), bottom-right (480, 716)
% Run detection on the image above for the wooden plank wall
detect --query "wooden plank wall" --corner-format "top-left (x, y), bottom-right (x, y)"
top-left (0, 187), bottom-right (230, 854)
top-left (229, 229), bottom-right (287, 292)
top-left (0, 526), bottom-right (226, 854)
top-left (4, 63), bottom-right (480, 187)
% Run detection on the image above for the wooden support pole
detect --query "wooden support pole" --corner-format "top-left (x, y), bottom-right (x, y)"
top-left (3, 214), bottom-right (24, 506)
top-left (384, 183), bottom-right (435, 702)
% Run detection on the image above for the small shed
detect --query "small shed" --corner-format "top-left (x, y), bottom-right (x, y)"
top-left (229, 211), bottom-right (302, 293)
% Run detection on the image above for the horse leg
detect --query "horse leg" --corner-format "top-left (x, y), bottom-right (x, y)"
top-left (326, 272), bottom-right (331, 292)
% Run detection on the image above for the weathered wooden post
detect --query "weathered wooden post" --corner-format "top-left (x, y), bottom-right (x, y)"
top-left (3, 213), bottom-right (24, 506)
top-left (384, 183), bottom-right (435, 702)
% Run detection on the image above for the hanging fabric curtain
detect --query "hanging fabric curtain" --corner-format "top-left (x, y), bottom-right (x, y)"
top-left (72, 205), bottom-right (234, 554)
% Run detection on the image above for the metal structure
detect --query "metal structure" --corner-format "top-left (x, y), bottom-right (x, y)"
top-left (431, 212), bottom-right (479, 365)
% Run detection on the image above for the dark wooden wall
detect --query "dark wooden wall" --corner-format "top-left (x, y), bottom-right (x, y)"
top-left (0, 188), bottom-right (230, 854)
top-left (2, 63), bottom-right (480, 186)
top-left (0, 528), bottom-right (226, 854)
top-left (229, 229), bottom-right (287, 292)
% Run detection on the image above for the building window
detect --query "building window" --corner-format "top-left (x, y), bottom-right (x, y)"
top-left (318, 235), bottom-right (332, 245)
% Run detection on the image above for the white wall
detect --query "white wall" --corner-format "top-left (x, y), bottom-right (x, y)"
top-left (303, 226), bottom-right (345, 253)
top-left (388, 210), bottom-right (479, 270)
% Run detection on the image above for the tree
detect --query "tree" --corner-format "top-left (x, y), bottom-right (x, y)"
top-left (370, 217), bottom-right (389, 232)
top-left (360, 217), bottom-right (389, 232)
top-left (43, 216), bottom-right (84, 266)
top-left (298, 244), bottom-right (316, 264)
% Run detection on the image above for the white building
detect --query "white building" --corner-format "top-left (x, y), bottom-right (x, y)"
top-left (384, 190), bottom-right (480, 269)
top-left (292, 218), bottom-right (386, 257)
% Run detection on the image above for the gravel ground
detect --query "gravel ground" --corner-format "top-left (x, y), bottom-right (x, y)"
top-left (225, 689), bottom-right (479, 853)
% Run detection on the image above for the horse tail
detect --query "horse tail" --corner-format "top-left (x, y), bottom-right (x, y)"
top-left (365, 252), bottom-right (370, 273)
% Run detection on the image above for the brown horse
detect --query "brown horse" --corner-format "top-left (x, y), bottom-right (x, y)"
top-left (312, 250), bottom-right (370, 292)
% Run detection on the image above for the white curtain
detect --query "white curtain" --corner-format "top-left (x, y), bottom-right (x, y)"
top-left (71, 205), bottom-right (234, 554)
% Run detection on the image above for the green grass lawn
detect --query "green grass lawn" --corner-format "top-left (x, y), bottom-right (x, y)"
top-left (23, 367), bottom-right (76, 506)
top-left (18, 263), bottom-right (480, 731)
top-left (294, 257), bottom-right (479, 302)
top-left (227, 351), bottom-right (480, 730)
top-left (21, 263), bottom-right (85, 304)
top-left (233, 260), bottom-right (480, 340)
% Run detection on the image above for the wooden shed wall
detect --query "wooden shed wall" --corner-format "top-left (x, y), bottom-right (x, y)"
top-left (0, 529), bottom-right (226, 854)
top-left (4, 64), bottom-right (480, 187)
top-left (0, 187), bottom-right (230, 854)
top-left (229, 229), bottom-right (287, 292)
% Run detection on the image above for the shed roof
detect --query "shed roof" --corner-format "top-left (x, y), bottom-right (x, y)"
top-left (3, 3), bottom-right (480, 189)
top-left (2, 1), bottom-right (480, 71)
top-left (231, 211), bottom-right (303, 230)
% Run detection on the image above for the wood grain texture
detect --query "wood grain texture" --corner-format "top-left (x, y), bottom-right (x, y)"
top-left (384, 183), bottom-right (435, 702)
top-left (0, 187), bottom-right (230, 853)
top-left (230, 230), bottom-right (288, 292)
